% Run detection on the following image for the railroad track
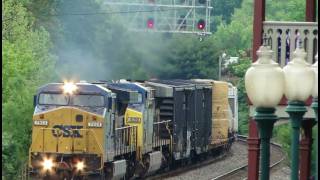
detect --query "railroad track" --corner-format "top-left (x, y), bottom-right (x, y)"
top-left (212, 135), bottom-right (286, 180)
top-left (147, 135), bottom-right (285, 180)
top-left (146, 146), bottom-right (231, 180)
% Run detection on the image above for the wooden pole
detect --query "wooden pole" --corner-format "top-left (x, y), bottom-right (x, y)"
top-left (247, 119), bottom-right (261, 180)
top-left (299, 119), bottom-right (317, 180)
top-left (248, 0), bottom-right (265, 179)
top-left (305, 0), bottom-right (316, 22)
top-left (252, 0), bottom-right (265, 62)
top-left (298, 1), bottom-right (317, 179)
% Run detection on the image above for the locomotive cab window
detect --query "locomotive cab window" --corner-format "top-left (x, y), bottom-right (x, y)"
top-left (72, 95), bottom-right (105, 107)
top-left (137, 93), bottom-right (143, 103)
top-left (38, 93), bottom-right (69, 105)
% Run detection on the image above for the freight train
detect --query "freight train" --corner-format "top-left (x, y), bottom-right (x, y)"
top-left (28, 79), bottom-right (238, 180)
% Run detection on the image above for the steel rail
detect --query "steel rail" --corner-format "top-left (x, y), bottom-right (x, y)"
top-left (146, 151), bottom-right (229, 180)
top-left (212, 135), bottom-right (286, 180)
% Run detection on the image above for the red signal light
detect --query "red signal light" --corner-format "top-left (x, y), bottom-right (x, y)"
top-left (197, 19), bottom-right (205, 30)
top-left (147, 18), bottom-right (154, 29)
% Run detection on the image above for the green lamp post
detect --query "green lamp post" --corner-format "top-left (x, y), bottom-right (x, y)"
top-left (283, 41), bottom-right (315, 180)
top-left (245, 37), bottom-right (284, 180)
top-left (311, 53), bottom-right (318, 180)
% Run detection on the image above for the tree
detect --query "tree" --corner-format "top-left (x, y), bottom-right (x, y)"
top-left (158, 35), bottom-right (220, 79)
top-left (2, 0), bottom-right (56, 178)
top-left (210, 0), bottom-right (243, 32)
top-left (266, 0), bottom-right (306, 21)
top-left (211, 0), bottom-right (243, 24)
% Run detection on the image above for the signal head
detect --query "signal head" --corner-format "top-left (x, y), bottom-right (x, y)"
top-left (147, 18), bottom-right (154, 29)
top-left (197, 19), bottom-right (206, 30)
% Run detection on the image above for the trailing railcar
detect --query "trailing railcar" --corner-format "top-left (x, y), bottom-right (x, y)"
top-left (28, 79), bottom-right (237, 180)
top-left (227, 83), bottom-right (238, 133)
top-left (145, 80), bottom-right (212, 160)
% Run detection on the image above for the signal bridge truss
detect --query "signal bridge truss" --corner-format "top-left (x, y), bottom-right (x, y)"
top-left (104, 0), bottom-right (212, 36)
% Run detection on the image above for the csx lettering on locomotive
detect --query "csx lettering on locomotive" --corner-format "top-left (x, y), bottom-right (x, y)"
top-left (51, 125), bottom-right (83, 138)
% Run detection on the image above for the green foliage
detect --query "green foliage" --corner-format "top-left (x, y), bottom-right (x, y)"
top-left (2, 132), bottom-right (17, 179)
top-left (311, 126), bottom-right (318, 175)
top-left (212, 0), bottom-right (253, 56)
top-left (210, 0), bottom-right (243, 32)
top-left (273, 124), bottom-right (318, 177)
top-left (266, 0), bottom-right (306, 21)
top-left (228, 59), bottom-right (251, 78)
top-left (273, 125), bottom-right (291, 155)
top-left (211, 0), bottom-right (243, 24)
top-left (2, 0), bottom-right (56, 178)
top-left (238, 104), bottom-right (249, 134)
top-left (159, 35), bottom-right (219, 79)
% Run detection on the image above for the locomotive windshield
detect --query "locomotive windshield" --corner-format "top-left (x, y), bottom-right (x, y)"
top-left (39, 93), bottom-right (69, 105)
top-left (72, 95), bottom-right (104, 107)
top-left (38, 93), bottom-right (105, 107)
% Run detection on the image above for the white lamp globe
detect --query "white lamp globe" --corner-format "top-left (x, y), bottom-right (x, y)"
top-left (312, 54), bottom-right (318, 98)
top-left (283, 43), bottom-right (314, 102)
top-left (245, 44), bottom-right (284, 107)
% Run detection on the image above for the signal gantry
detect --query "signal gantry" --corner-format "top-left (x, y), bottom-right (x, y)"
top-left (104, 0), bottom-right (212, 36)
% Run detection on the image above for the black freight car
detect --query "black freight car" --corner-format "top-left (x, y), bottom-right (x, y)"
top-left (145, 80), bottom-right (212, 160)
top-left (174, 80), bottom-right (213, 154)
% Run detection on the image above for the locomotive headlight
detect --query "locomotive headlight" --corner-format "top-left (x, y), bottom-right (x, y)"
top-left (62, 82), bottom-right (78, 94)
top-left (42, 158), bottom-right (54, 171)
top-left (34, 120), bottom-right (48, 126)
top-left (88, 121), bottom-right (103, 128)
top-left (76, 161), bottom-right (85, 171)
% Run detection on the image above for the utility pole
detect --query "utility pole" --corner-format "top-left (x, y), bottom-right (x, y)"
top-left (219, 53), bottom-right (226, 80)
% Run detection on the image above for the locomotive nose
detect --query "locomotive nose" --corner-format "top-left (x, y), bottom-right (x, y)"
top-left (31, 106), bottom-right (104, 154)
top-left (31, 107), bottom-right (86, 153)
top-left (30, 106), bottom-right (104, 176)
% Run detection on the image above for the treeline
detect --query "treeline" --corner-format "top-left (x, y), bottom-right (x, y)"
top-left (2, 0), bottom-right (315, 178)
top-left (2, 0), bottom-right (56, 179)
